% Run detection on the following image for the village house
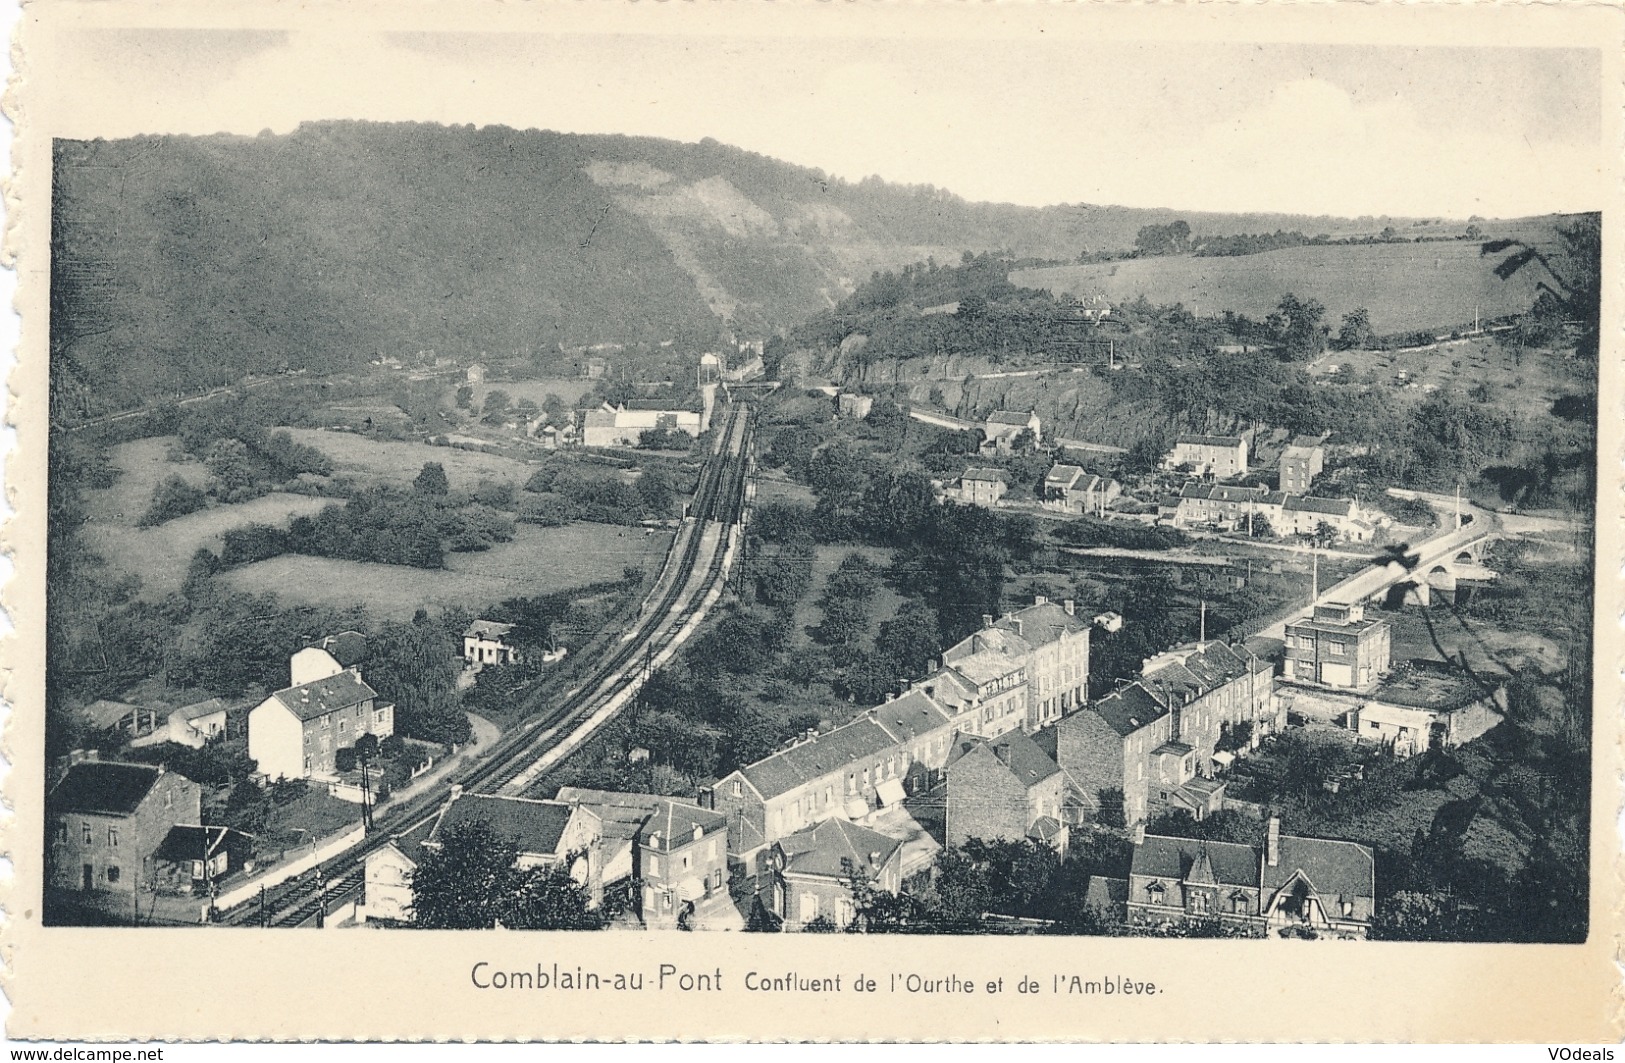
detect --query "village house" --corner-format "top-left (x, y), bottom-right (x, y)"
top-left (1345, 682), bottom-right (1506, 758)
top-left (153, 824), bottom-right (255, 896)
top-left (937, 624), bottom-right (1030, 739)
top-left (248, 668), bottom-right (393, 781)
top-left (1173, 483), bottom-right (1280, 532)
top-left (1284, 602), bottom-right (1393, 691)
top-left (291, 631), bottom-right (369, 686)
top-left (945, 730), bottom-right (1069, 855)
top-left (1141, 640), bottom-right (1281, 767)
top-left (1165, 434), bottom-right (1249, 478)
top-left (47, 757), bottom-right (202, 897)
top-left (702, 691), bottom-right (957, 859)
top-left (1042, 465), bottom-right (1122, 515)
top-left (945, 467), bottom-right (1008, 508)
top-left (1055, 682), bottom-right (1172, 832)
top-left (553, 787), bottom-right (736, 930)
top-left (581, 403), bottom-right (702, 448)
top-left (995, 597), bottom-right (1092, 729)
top-left (982, 410), bottom-right (1042, 453)
top-left (760, 817), bottom-right (903, 931)
top-left (1126, 816), bottom-right (1376, 938)
top-left (130, 698), bottom-right (230, 751)
top-left (361, 839), bottom-right (419, 923)
top-left (79, 699), bottom-right (163, 742)
top-left (1279, 438), bottom-right (1326, 494)
top-left (463, 619), bottom-right (522, 668)
top-left (1280, 496), bottom-right (1378, 542)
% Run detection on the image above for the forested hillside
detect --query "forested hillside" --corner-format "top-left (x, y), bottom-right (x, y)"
top-left (51, 121), bottom-right (1474, 419)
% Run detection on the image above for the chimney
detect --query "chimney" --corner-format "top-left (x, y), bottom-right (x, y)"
top-left (1063, 599), bottom-right (1075, 616)
top-left (649, 830), bottom-right (662, 849)
top-left (993, 744), bottom-right (1011, 766)
top-left (1266, 815), bottom-right (1281, 867)
top-left (450, 784), bottom-right (464, 801)
top-left (1011, 618), bottom-right (1023, 637)
top-left (982, 614), bottom-right (994, 629)
top-left (1130, 821), bottom-right (1146, 845)
top-left (869, 850), bottom-right (882, 866)
top-left (1034, 595), bottom-right (1047, 607)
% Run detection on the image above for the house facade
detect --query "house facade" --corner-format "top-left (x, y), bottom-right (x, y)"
top-left (1166, 434), bottom-right (1248, 478)
top-left (1127, 817), bottom-right (1375, 938)
top-left (762, 818), bottom-right (903, 931)
top-left (1284, 602), bottom-right (1392, 691)
top-left (991, 598), bottom-right (1092, 730)
top-left (463, 620), bottom-right (522, 667)
top-left (581, 404), bottom-right (702, 448)
top-left (47, 758), bottom-right (202, 896)
top-left (248, 670), bottom-right (393, 780)
top-left (1055, 683), bottom-right (1172, 832)
top-left (945, 731), bottom-right (1068, 854)
top-left (983, 410), bottom-right (1042, 452)
top-left (637, 801), bottom-right (732, 929)
top-left (1279, 441), bottom-right (1325, 494)
top-left (937, 628), bottom-right (1030, 739)
top-left (946, 468), bottom-right (1008, 508)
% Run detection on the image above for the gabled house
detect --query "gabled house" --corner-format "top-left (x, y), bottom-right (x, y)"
top-left (762, 817), bottom-right (903, 931)
top-left (983, 410), bottom-right (1042, 453)
top-left (1042, 465), bottom-right (1121, 515)
top-left (130, 698), bottom-right (231, 751)
top-left (946, 467), bottom-right (1008, 508)
top-left (989, 597), bottom-right (1092, 729)
top-left (938, 626), bottom-right (1030, 739)
top-left (1279, 439), bottom-right (1325, 494)
top-left (945, 730), bottom-right (1068, 854)
top-left (1055, 682), bottom-right (1171, 832)
top-left (80, 699), bottom-right (162, 742)
top-left (247, 670), bottom-right (393, 781)
top-left (421, 787), bottom-right (603, 906)
top-left (291, 631), bottom-right (369, 686)
top-left (463, 620), bottom-right (522, 668)
top-left (47, 757), bottom-right (202, 896)
top-left (1127, 816), bottom-right (1375, 938)
top-left (1165, 434), bottom-right (1249, 478)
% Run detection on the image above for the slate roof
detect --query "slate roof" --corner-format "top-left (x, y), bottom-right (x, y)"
top-left (1027, 816), bottom-right (1064, 843)
top-left (986, 410), bottom-right (1036, 427)
top-left (960, 467), bottom-right (1008, 484)
top-left (81, 699), bottom-right (141, 731)
top-left (429, 793), bottom-right (575, 857)
top-left (948, 649), bottom-right (1025, 687)
top-left (1284, 496), bottom-right (1354, 516)
top-left (1045, 464), bottom-right (1084, 487)
top-left (1132, 834), bottom-right (1259, 888)
top-left (738, 718), bottom-right (898, 800)
top-left (1083, 875), bottom-right (1129, 913)
top-left (48, 762), bottom-right (164, 816)
top-left (553, 787), bottom-right (672, 841)
top-left (1263, 836), bottom-right (1376, 900)
top-left (176, 697), bottom-right (229, 722)
top-left (915, 667), bottom-right (978, 709)
top-left (780, 818), bottom-right (901, 881)
top-left (155, 825), bottom-right (251, 863)
top-left (998, 602), bottom-right (1090, 646)
top-left (640, 799), bottom-right (728, 852)
top-left (270, 671), bottom-right (378, 722)
top-left (313, 631), bottom-right (369, 669)
top-left (867, 690), bottom-right (953, 743)
top-left (1086, 683), bottom-right (1169, 737)
top-left (949, 730), bottom-right (1061, 788)
top-left (1175, 434), bottom-right (1244, 448)
top-left (464, 619), bottom-right (516, 641)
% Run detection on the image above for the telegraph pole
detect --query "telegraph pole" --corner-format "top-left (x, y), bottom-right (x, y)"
top-left (314, 864), bottom-right (326, 929)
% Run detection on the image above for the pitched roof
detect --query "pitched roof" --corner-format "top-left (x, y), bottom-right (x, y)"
top-left (464, 619), bottom-right (516, 641)
top-left (739, 718), bottom-right (898, 800)
top-left (155, 825), bottom-right (251, 863)
top-left (998, 601), bottom-right (1090, 647)
top-left (1263, 835), bottom-right (1376, 900)
top-left (950, 730), bottom-right (1061, 788)
top-left (176, 697), bottom-right (229, 722)
top-left (915, 667), bottom-right (978, 709)
top-left (1175, 434), bottom-right (1244, 448)
top-left (947, 648), bottom-right (1025, 687)
top-left (867, 690), bottom-right (953, 743)
top-left (1027, 816), bottom-right (1064, 843)
top-left (960, 467), bottom-right (1008, 484)
top-left (1132, 835), bottom-right (1259, 888)
top-left (1086, 683), bottom-right (1169, 737)
top-left (1045, 464), bottom-right (1084, 486)
top-left (48, 762), bottom-right (164, 816)
top-left (1284, 496), bottom-right (1353, 516)
top-left (270, 671), bottom-right (378, 722)
top-left (639, 799), bottom-right (728, 852)
top-left (429, 793), bottom-right (576, 857)
top-left (986, 410), bottom-right (1036, 426)
top-left (780, 817), bottom-right (902, 881)
top-left (1084, 875), bottom-right (1129, 912)
top-left (553, 787), bottom-right (670, 841)
top-left (81, 699), bottom-right (141, 731)
top-left (949, 625), bottom-right (1035, 661)
top-left (313, 631), bottom-right (369, 669)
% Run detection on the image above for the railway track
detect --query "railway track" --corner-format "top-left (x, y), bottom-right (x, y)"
top-left (221, 402), bottom-right (753, 927)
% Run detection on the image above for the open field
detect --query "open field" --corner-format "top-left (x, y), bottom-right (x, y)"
top-left (278, 427), bottom-right (543, 488)
top-left (755, 474), bottom-right (816, 506)
top-left (82, 436), bottom-right (209, 525)
top-left (219, 522), bottom-right (672, 619)
top-left (472, 377), bottom-right (596, 410)
top-left (85, 489), bottom-right (331, 597)
top-left (1013, 241), bottom-right (1548, 334)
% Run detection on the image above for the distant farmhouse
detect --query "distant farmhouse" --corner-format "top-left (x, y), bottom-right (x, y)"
top-left (581, 403), bottom-right (701, 448)
top-left (463, 619), bottom-right (522, 669)
top-left (945, 467), bottom-right (1008, 508)
top-left (982, 410), bottom-right (1041, 454)
top-left (1042, 464), bottom-right (1122, 515)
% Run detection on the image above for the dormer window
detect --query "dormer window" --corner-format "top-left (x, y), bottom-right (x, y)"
top-left (1146, 881), bottom-right (1166, 904)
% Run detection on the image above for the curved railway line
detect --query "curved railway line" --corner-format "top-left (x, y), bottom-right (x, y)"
top-left (222, 401), bottom-right (753, 927)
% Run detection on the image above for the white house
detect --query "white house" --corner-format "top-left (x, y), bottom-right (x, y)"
top-left (464, 620), bottom-right (522, 668)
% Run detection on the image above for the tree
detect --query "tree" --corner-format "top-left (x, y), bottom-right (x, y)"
top-left (1276, 293), bottom-right (1327, 361)
top-left (414, 462), bottom-right (449, 496)
top-left (204, 438), bottom-right (256, 499)
top-left (541, 392), bottom-right (567, 423)
top-left (481, 389), bottom-right (512, 424)
top-left (409, 820), bottom-right (524, 929)
top-left (455, 385), bottom-right (474, 409)
top-left (369, 616), bottom-right (470, 745)
top-left (1482, 215), bottom-right (1600, 358)
top-left (1334, 307), bottom-right (1376, 351)
top-left (139, 474), bottom-right (208, 526)
top-left (635, 467), bottom-right (674, 516)
top-left (875, 598), bottom-right (942, 680)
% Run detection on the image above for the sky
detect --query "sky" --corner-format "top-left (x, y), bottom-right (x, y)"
top-left (60, 27), bottom-right (1605, 219)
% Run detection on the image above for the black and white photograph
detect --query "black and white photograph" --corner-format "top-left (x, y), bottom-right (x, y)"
top-left (12, 0), bottom-right (1622, 1044)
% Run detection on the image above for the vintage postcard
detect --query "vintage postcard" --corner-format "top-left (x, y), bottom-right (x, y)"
top-left (5, 0), bottom-right (1622, 1043)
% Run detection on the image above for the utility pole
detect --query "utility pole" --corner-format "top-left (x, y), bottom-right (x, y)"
top-left (314, 865), bottom-right (326, 929)
top-left (1199, 600), bottom-right (1207, 644)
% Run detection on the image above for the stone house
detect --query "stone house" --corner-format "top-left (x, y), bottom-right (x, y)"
top-left (762, 818), bottom-right (903, 931)
top-left (945, 730), bottom-right (1068, 854)
top-left (47, 758), bottom-right (202, 897)
top-left (1279, 439), bottom-right (1325, 494)
top-left (946, 467), bottom-right (1008, 508)
top-left (991, 598), bottom-right (1092, 730)
top-left (983, 410), bottom-right (1042, 452)
top-left (937, 627), bottom-right (1030, 739)
top-left (1055, 682), bottom-right (1172, 832)
top-left (247, 669), bottom-right (393, 781)
top-left (1166, 434), bottom-right (1249, 478)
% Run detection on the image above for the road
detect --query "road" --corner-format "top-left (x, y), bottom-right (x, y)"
top-left (218, 402), bottom-right (755, 928)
